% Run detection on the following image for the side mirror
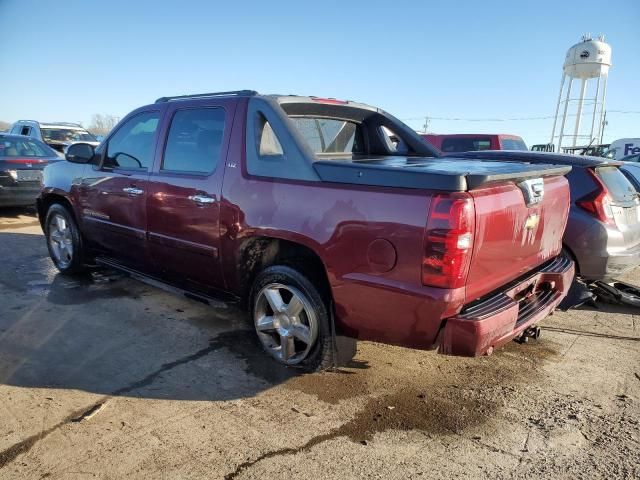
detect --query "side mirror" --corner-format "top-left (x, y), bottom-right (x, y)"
top-left (66, 143), bottom-right (95, 164)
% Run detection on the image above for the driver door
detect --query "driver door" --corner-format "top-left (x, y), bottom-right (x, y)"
top-left (79, 109), bottom-right (162, 272)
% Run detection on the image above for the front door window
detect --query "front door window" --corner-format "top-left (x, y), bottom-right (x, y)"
top-left (105, 112), bottom-right (159, 170)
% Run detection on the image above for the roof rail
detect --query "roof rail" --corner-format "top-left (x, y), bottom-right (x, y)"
top-left (155, 90), bottom-right (258, 103)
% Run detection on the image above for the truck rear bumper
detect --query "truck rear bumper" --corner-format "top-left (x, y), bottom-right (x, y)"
top-left (439, 255), bottom-right (574, 357)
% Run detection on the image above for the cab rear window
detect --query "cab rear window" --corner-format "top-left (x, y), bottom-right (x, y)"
top-left (441, 137), bottom-right (491, 153)
top-left (500, 138), bottom-right (528, 151)
top-left (596, 166), bottom-right (638, 203)
top-left (289, 117), bottom-right (364, 155)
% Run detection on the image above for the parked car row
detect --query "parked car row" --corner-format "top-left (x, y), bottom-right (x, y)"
top-left (0, 134), bottom-right (62, 207)
top-left (8, 120), bottom-right (101, 156)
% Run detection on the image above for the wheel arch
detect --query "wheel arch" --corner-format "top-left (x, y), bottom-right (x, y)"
top-left (37, 193), bottom-right (78, 229)
top-left (235, 235), bottom-right (332, 305)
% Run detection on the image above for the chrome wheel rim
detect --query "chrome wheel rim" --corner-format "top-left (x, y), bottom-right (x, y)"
top-left (48, 214), bottom-right (73, 268)
top-left (254, 283), bottom-right (318, 365)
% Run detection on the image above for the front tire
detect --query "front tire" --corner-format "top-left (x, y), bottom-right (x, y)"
top-left (250, 265), bottom-right (333, 371)
top-left (44, 204), bottom-right (87, 275)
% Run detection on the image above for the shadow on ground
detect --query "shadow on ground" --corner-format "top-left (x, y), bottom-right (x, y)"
top-left (0, 232), bottom-right (360, 402)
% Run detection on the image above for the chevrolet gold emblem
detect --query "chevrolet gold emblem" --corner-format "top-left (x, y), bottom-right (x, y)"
top-left (524, 213), bottom-right (540, 230)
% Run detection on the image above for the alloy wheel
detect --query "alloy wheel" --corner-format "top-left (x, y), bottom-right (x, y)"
top-left (254, 283), bottom-right (318, 365)
top-left (48, 214), bottom-right (73, 268)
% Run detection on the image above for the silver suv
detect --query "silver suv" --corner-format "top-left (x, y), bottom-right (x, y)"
top-left (10, 120), bottom-right (100, 156)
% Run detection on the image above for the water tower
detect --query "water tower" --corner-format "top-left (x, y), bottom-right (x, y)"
top-left (550, 35), bottom-right (611, 151)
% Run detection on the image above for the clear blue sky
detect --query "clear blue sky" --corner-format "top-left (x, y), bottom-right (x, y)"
top-left (0, 0), bottom-right (638, 145)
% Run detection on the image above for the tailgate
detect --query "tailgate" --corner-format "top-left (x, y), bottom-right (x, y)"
top-left (465, 175), bottom-right (570, 302)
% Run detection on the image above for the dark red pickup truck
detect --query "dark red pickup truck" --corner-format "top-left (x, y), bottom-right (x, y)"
top-left (38, 91), bottom-right (574, 370)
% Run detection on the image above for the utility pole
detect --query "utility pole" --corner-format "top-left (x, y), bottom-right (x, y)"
top-left (423, 116), bottom-right (430, 133)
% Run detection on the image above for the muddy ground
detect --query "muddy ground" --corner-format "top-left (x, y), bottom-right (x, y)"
top-left (0, 208), bottom-right (638, 479)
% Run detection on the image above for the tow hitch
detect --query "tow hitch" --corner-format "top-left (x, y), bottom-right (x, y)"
top-left (514, 325), bottom-right (542, 344)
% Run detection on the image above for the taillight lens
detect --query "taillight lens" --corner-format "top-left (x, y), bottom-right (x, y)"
top-left (5, 159), bottom-right (45, 164)
top-left (422, 193), bottom-right (475, 289)
top-left (576, 169), bottom-right (615, 225)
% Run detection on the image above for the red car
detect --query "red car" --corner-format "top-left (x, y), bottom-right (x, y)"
top-left (421, 133), bottom-right (528, 153)
top-left (37, 91), bottom-right (573, 371)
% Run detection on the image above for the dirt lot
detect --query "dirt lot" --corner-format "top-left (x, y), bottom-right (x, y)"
top-left (0, 208), bottom-right (638, 479)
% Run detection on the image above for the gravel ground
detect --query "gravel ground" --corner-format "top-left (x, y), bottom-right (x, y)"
top-left (0, 208), bottom-right (638, 479)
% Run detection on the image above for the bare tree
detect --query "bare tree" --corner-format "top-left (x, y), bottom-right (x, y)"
top-left (87, 114), bottom-right (118, 136)
top-left (0, 121), bottom-right (10, 132)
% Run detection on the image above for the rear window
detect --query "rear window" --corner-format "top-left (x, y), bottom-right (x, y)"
top-left (596, 166), bottom-right (638, 203)
top-left (289, 117), bottom-right (364, 155)
top-left (0, 137), bottom-right (56, 157)
top-left (501, 138), bottom-right (528, 151)
top-left (441, 137), bottom-right (491, 153)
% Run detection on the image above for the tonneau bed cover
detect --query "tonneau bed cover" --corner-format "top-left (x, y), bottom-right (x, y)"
top-left (313, 156), bottom-right (571, 191)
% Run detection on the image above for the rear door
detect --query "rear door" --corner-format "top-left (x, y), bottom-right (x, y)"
top-left (79, 110), bottom-right (161, 272)
top-left (146, 100), bottom-right (234, 295)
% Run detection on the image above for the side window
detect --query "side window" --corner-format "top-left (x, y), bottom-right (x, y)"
top-left (256, 113), bottom-right (283, 157)
top-left (245, 101), bottom-right (318, 182)
top-left (380, 126), bottom-right (410, 154)
top-left (20, 126), bottom-right (31, 136)
top-left (11, 125), bottom-right (22, 134)
top-left (162, 108), bottom-right (225, 174)
top-left (105, 111), bottom-right (159, 170)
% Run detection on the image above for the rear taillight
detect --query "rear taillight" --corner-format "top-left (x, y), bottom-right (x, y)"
top-left (422, 193), bottom-right (475, 289)
top-left (576, 169), bottom-right (615, 225)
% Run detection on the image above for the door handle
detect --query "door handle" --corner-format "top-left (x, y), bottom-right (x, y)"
top-left (123, 187), bottom-right (144, 196)
top-left (189, 194), bottom-right (216, 205)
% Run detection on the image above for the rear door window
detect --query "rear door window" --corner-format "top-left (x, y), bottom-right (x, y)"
top-left (595, 166), bottom-right (638, 203)
top-left (0, 138), bottom-right (55, 157)
top-left (162, 108), bottom-right (225, 174)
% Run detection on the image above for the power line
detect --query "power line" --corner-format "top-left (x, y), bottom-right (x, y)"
top-left (401, 109), bottom-right (640, 123)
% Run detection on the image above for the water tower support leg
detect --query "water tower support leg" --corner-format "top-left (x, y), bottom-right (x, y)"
top-left (589, 74), bottom-right (602, 143)
top-left (573, 79), bottom-right (587, 147)
top-left (558, 78), bottom-right (573, 151)
top-left (550, 74), bottom-right (566, 145)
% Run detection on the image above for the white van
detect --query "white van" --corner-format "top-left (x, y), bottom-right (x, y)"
top-left (604, 138), bottom-right (640, 160)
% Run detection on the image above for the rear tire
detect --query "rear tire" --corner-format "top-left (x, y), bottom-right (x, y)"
top-left (44, 204), bottom-right (87, 275)
top-left (250, 265), bottom-right (333, 372)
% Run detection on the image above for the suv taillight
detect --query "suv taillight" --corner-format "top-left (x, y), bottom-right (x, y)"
top-left (422, 193), bottom-right (475, 289)
top-left (576, 169), bottom-right (615, 225)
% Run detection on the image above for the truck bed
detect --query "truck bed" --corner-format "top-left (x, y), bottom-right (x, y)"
top-left (313, 155), bottom-right (571, 191)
